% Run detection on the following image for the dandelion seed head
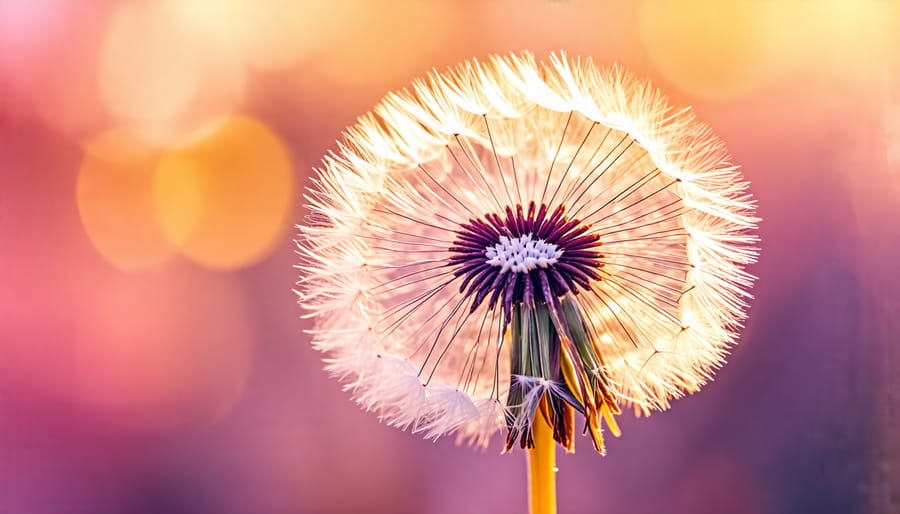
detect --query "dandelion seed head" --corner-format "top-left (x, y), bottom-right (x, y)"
top-left (298, 51), bottom-right (759, 452)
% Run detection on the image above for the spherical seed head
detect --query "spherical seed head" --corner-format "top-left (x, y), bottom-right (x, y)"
top-left (297, 52), bottom-right (759, 451)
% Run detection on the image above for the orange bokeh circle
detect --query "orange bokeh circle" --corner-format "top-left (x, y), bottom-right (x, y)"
top-left (153, 116), bottom-right (295, 270)
top-left (77, 129), bottom-right (175, 271)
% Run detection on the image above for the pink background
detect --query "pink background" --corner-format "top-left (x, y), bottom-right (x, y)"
top-left (2, 1), bottom-right (898, 513)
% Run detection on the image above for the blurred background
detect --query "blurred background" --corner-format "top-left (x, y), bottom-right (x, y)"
top-left (1, 1), bottom-right (898, 513)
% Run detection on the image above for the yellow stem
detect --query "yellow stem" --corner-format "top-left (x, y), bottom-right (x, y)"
top-left (528, 409), bottom-right (557, 514)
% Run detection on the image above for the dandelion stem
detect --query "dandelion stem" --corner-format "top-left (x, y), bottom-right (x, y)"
top-left (528, 407), bottom-right (557, 514)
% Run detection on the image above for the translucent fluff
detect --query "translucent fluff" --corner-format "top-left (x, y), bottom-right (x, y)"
top-left (297, 52), bottom-right (758, 451)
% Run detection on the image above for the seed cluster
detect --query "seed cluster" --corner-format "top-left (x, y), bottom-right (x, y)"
top-left (448, 201), bottom-right (604, 322)
top-left (485, 234), bottom-right (562, 274)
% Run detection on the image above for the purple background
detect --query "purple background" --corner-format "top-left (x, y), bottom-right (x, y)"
top-left (2, 1), bottom-right (898, 513)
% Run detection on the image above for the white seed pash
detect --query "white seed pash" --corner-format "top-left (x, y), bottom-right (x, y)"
top-left (298, 52), bottom-right (758, 452)
top-left (485, 234), bottom-right (563, 274)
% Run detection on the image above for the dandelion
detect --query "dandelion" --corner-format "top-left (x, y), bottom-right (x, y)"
top-left (297, 52), bottom-right (758, 513)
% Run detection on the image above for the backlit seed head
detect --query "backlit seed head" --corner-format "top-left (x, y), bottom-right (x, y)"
top-left (297, 51), bottom-right (759, 453)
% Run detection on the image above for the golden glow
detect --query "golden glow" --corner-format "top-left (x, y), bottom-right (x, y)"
top-left (153, 116), bottom-right (295, 270)
top-left (77, 129), bottom-right (174, 271)
top-left (312, 0), bottom-right (455, 87)
top-left (98, 2), bottom-right (199, 121)
top-left (167, 0), bottom-right (347, 71)
top-left (97, 1), bottom-right (246, 138)
top-left (639, 0), bottom-right (790, 101)
top-left (480, 0), bottom-right (636, 58)
top-left (640, 0), bottom-right (895, 101)
top-left (888, 65), bottom-right (900, 171)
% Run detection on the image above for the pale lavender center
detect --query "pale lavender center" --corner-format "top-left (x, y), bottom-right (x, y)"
top-left (484, 234), bottom-right (562, 273)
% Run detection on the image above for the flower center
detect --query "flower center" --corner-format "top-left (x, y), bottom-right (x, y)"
top-left (485, 234), bottom-right (562, 273)
top-left (447, 202), bottom-right (603, 319)
top-left (448, 203), bottom-right (618, 454)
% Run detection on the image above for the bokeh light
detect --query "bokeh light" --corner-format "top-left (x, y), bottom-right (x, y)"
top-left (638, 0), bottom-right (792, 101)
top-left (0, 0), bottom-right (68, 67)
top-left (0, 0), bottom-right (109, 134)
top-left (639, 0), bottom-right (896, 101)
top-left (97, 0), bottom-right (246, 141)
top-left (98, 1), bottom-right (199, 122)
top-left (779, 0), bottom-right (895, 82)
top-left (77, 129), bottom-right (174, 271)
top-left (885, 51), bottom-right (900, 177)
top-left (309, 0), bottom-right (457, 88)
top-left (153, 116), bottom-right (295, 270)
top-left (166, 0), bottom-right (346, 71)
top-left (477, 0), bottom-right (639, 60)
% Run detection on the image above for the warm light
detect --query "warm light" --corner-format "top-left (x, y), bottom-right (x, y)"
top-left (888, 67), bottom-right (900, 170)
top-left (768, 1), bottom-right (893, 87)
top-left (77, 129), bottom-right (174, 271)
top-left (311, 0), bottom-right (456, 88)
top-left (478, 0), bottom-right (637, 58)
top-left (98, 1), bottom-right (199, 122)
top-left (638, 0), bottom-right (790, 101)
top-left (97, 1), bottom-right (246, 139)
top-left (166, 0), bottom-right (347, 71)
top-left (153, 116), bottom-right (295, 270)
top-left (640, 0), bottom-right (896, 101)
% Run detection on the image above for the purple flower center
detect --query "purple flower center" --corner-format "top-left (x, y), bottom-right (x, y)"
top-left (448, 201), bottom-right (604, 321)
